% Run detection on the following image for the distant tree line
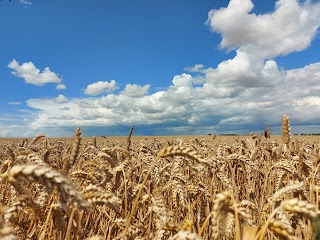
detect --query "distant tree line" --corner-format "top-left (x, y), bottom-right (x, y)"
top-left (208, 133), bottom-right (239, 136)
top-left (294, 133), bottom-right (320, 136)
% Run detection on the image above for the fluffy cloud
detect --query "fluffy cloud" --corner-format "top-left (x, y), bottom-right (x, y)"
top-left (207, 0), bottom-right (320, 58)
top-left (172, 73), bottom-right (193, 88)
top-left (121, 84), bottom-right (150, 98)
top-left (204, 50), bottom-right (284, 90)
top-left (286, 62), bottom-right (320, 86)
top-left (8, 59), bottom-right (62, 86)
top-left (184, 64), bottom-right (204, 73)
top-left (84, 80), bottom-right (118, 96)
top-left (55, 95), bottom-right (68, 103)
top-left (203, 0), bottom-right (320, 99)
top-left (56, 84), bottom-right (67, 90)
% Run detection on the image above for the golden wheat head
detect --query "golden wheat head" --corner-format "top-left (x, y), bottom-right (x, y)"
top-left (282, 114), bottom-right (291, 145)
top-left (0, 164), bottom-right (89, 208)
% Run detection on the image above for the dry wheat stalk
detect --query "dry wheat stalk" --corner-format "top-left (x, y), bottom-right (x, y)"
top-left (151, 196), bottom-right (173, 229)
top-left (211, 192), bottom-right (233, 239)
top-left (282, 114), bottom-right (291, 151)
top-left (25, 152), bottom-right (46, 165)
top-left (0, 164), bottom-right (89, 208)
top-left (127, 125), bottom-right (134, 152)
top-left (6, 147), bottom-right (15, 163)
top-left (272, 160), bottom-right (296, 174)
top-left (268, 211), bottom-right (297, 240)
top-left (269, 181), bottom-right (304, 203)
top-left (168, 230), bottom-right (202, 240)
top-left (264, 125), bottom-right (271, 139)
top-left (158, 146), bottom-right (211, 166)
top-left (67, 127), bottom-right (81, 170)
top-left (50, 203), bottom-right (65, 232)
top-left (261, 181), bottom-right (304, 223)
top-left (280, 198), bottom-right (317, 220)
top-left (85, 235), bottom-right (104, 240)
top-left (0, 205), bottom-right (16, 240)
top-left (34, 189), bottom-right (49, 207)
top-left (217, 173), bottom-right (234, 194)
top-left (82, 185), bottom-right (121, 214)
top-left (225, 212), bottom-right (234, 240)
top-left (98, 150), bottom-right (119, 168)
top-left (1, 159), bottom-right (12, 175)
top-left (114, 219), bottom-right (145, 240)
top-left (42, 147), bottom-right (54, 164)
top-left (92, 136), bottom-right (97, 148)
top-left (28, 133), bottom-right (45, 147)
top-left (257, 198), bottom-right (318, 240)
top-left (4, 195), bottom-right (29, 223)
top-left (268, 219), bottom-right (297, 240)
top-left (274, 169), bottom-right (286, 191)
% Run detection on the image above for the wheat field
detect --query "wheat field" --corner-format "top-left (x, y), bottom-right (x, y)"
top-left (0, 115), bottom-right (320, 240)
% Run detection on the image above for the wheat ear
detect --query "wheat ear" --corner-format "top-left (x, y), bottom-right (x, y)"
top-left (282, 114), bottom-right (291, 151)
top-left (256, 198), bottom-right (317, 240)
top-left (0, 164), bottom-right (89, 208)
top-left (270, 181), bottom-right (304, 203)
top-left (70, 127), bottom-right (81, 165)
top-left (158, 146), bottom-right (211, 166)
top-left (211, 192), bottom-right (233, 239)
top-left (281, 198), bottom-right (318, 220)
top-left (0, 205), bottom-right (16, 240)
top-left (168, 230), bottom-right (203, 240)
top-left (82, 185), bottom-right (121, 214)
top-left (28, 133), bottom-right (46, 147)
top-left (269, 219), bottom-right (297, 240)
top-left (4, 195), bottom-right (31, 224)
top-left (85, 236), bottom-right (104, 240)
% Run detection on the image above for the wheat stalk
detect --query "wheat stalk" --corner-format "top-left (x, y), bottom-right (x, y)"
top-left (158, 146), bottom-right (211, 166)
top-left (257, 198), bottom-right (318, 240)
top-left (0, 164), bottom-right (89, 208)
top-left (268, 219), bottom-right (297, 240)
top-left (127, 125), bottom-right (134, 152)
top-left (28, 133), bottom-right (46, 147)
top-left (0, 205), bottom-right (16, 240)
top-left (281, 198), bottom-right (318, 220)
top-left (65, 127), bottom-right (82, 172)
top-left (282, 114), bottom-right (291, 151)
top-left (169, 230), bottom-right (202, 240)
top-left (82, 185), bottom-right (121, 214)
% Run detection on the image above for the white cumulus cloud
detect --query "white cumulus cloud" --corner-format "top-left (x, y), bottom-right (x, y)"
top-left (55, 95), bottom-right (68, 103)
top-left (172, 73), bottom-right (193, 88)
top-left (184, 64), bottom-right (204, 73)
top-left (8, 59), bottom-right (62, 86)
top-left (207, 0), bottom-right (320, 58)
top-left (56, 84), bottom-right (67, 90)
top-left (121, 84), bottom-right (150, 98)
top-left (84, 80), bottom-right (118, 96)
top-left (205, 50), bottom-right (284, 89)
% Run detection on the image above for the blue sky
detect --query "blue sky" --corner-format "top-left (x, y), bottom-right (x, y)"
top-left (1, 0), bottom-right (320, 137)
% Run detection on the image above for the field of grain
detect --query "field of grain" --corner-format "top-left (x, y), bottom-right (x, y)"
top-left (0, 116), bottom-right (320, 240)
